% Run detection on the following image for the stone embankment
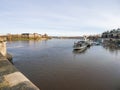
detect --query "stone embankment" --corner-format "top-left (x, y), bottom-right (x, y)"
top-left (0, 37), bottom-right (40, 90)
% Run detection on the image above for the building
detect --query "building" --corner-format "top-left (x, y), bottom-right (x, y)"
top-left (102, 29), bottom-right (120, 38)
top-left (33, 33), bottom-right (42, 39)
top-left (22, 33), bottom-right (34, 39)
top-left (22, 33), bottom-right (42, 39)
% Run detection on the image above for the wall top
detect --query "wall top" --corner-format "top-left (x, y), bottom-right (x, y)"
top-left (0, 37), bottom-right (6, 42)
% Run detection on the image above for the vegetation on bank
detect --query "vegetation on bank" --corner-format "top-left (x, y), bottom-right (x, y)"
top-left (6, 33), bottom-right (52, 41)
top-left (7, 37), bottom-right (51, 41)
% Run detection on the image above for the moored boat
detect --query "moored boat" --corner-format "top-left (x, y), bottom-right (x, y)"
top-left (73, 41), bottom-right (88, 50)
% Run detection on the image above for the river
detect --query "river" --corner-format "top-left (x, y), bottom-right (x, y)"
top-left (7, 39), bottom-right (120, 90)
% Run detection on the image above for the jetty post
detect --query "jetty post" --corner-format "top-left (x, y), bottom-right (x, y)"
top-left (0, 36), bottom-right (7, 56)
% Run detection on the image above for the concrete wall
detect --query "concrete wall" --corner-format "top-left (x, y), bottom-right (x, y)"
top-left (0, 37), bottom-right (6, 56)
top-left (0, 59), bottom-right (40, 90)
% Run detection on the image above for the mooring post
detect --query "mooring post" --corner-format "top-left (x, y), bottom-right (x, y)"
top-left (0, 37), bottom-right (7, 57)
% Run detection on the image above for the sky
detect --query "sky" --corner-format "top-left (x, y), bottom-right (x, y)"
top-left (0, 0), bottom-right (120, 36)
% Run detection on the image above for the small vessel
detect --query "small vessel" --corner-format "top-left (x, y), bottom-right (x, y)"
top-left (92, 41), bottom-right (100, 45)
top-left (73, 41), bottom-right (88, 50)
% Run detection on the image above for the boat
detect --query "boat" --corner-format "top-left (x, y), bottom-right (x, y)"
top-left (73, 47), bottom-right (87, 54)
top-left (92, 41), bottom-right (100, 45)
top-left (73, 41), bottom-right (88, 50)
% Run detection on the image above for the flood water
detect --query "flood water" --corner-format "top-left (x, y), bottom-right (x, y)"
top-left (7, 39), bottom-right (120, 90)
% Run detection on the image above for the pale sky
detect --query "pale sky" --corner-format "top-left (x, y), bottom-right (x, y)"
top-left (0, 0), bottom-right (120, 36)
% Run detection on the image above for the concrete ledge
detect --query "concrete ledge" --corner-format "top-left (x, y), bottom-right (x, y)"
top-left (6, 53), bottom-right (12, 62)
top-left (4, 72), bottom-right (30, 87)
top-left (0, 59), bottom-right (40, 90)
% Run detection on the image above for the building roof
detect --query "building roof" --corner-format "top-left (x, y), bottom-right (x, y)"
top-left (22, 33), bottom-right (30, 35)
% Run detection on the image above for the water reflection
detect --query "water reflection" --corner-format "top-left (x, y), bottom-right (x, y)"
top-left (102, 44), bottom-right (120, 54)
